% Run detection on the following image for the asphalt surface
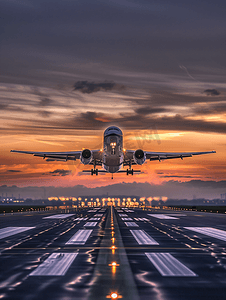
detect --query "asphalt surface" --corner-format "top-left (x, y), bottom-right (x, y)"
top-left (0, 207), bottom-right (226, 299)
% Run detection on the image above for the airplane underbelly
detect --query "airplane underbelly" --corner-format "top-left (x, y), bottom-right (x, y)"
top-left (103, 156), bottom-right (122, 173)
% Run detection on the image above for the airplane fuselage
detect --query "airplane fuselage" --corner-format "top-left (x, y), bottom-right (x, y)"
top-left (102, 126), bottom-right (124, 173)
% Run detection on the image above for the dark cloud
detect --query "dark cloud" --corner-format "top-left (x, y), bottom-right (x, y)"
top-left (130, 91), bottom-right (225, 107)
top-left (9, 109), bottom-right (226, 134)
top-left (38, 111), bottom-right (52, 118)
top-left (38, 97), bottom-right (53, 106)
top-left (192, 103), bottom-right (226, 115)
top-left (49, 169), bottom-right (71, 176)
top-left (7, 170), bottom-right (21, 173)
top-left (0, 0), bottom-right (226, 88)
top-left (0, 104), bottom-right (8, 110)
top-left (73, 81), bottom-right (116, 94)
top-left (135, 106), bottom-right (167, 115)
top-left (204, 89), bottom-right (220, 96)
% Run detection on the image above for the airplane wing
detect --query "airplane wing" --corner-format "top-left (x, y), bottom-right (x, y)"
top-left (145, 150), bottom-right (216, 161)
top-left (10, 150), bottom-right (102, 163)
top-left (124, 150), bottom-right (216, 163)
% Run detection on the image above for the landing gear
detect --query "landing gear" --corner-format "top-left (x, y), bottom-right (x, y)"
top-left (126, 169), bottom-right (134, 175)
top-left (126, 160), bottom-right (134, 175)
top-left (91, 168), bottom-right (98, 175)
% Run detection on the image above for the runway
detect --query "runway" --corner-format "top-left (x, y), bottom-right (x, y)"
top-left (0, 207), bottom-right (226, 299)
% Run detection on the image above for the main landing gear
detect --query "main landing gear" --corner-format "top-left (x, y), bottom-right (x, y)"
top-left (126, 169), bottom-right (134, 175)
top-left (91, 168), bottom-right (98, 175)
top-left (126, 160), bottom-right (134, 175)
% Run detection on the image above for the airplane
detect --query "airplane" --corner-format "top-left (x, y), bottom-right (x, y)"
top-left (11, 126), bottom-right (216, 179)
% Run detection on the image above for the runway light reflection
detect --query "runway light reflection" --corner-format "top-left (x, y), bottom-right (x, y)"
top-left (106, 291), bottom-right (122, 299)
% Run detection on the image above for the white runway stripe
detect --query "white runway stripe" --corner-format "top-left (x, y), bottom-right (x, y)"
top-left (89, 217), bottom-right (100, 221)
top-left (74, 217), bottom-right (88, 221)
top-left (145, 253), bottom-right (196, 277)
top-left (124, 222), bottom-right (139, 227)
top-left (66, 229), bottom-right (93, 245)
top-left (43, 214), bottom-right (74, 219)
top-left (184, 227), bottom-right (226, 241)
top-left (84, 222), bottom-right (98, 227)
top-left (0, 227), bottom-right (35, 239)
top-left (121, 217), bottom-right (133, 221)
top-left (130, 230), bottom-right (159, 245)
top-left (148, 214), bottom-right (178, 219)
top-left (29, 252), bottom-right (78, 276)
top-left (94, 214), bottom-right (103, 217)
top-left (168, 214), bottom-right (187, 216)
top-left (136, 218), bottom-right (149, 221)
top-left (119, 214), bottom-right (128, 217)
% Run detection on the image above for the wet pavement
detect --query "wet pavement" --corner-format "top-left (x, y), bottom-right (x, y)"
top-left (0, 207), bottom-right (226, 299)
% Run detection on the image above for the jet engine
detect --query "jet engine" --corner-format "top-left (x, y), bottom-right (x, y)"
top-left (133, 149), bottom-right (146, 165)
top-left (80, 149), bottom-right (93, 165)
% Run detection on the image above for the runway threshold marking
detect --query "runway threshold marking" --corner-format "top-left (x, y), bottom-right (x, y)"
top-left (136, 218), bottom-right (149, 221)
top-left (29, 252), bottom-right (78, 276)
top-left (94, 214), bottom-right (103, 217)
top-left (0, 227), bottom-right (35, 239)
top-left (89, 217), bottom-right (100, 221)
top-left (124, 222), bottom-right (139, 227)
top-left (84, 222), bottom-right (98, 227)
top-left (130, 230), bottom-right (159, 245)
top-left (145, 253), bottom-right (197, 277)
top-left (119, 214), bottom-right (128, 217)
top-left (184, 227), bottom-right (226, 241)
top-left (148, 214), bottom-right (178, 219)
top-left (43, 214), bottom-right (74, 219)
top-left (66, 229), bottom-right (93, 245)
top-left (121, 217), bottom-right (133, 221)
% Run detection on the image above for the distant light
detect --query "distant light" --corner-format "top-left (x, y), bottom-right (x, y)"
top-left (111, 292), bottom-right (118, 299)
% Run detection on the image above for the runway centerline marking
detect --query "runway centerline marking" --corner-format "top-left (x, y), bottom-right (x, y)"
top-left (66, 229), bottom-right (93, 245)
top-left (130, 230), bottom-right (159, 245)
top-left (0, 227), bottom-right (35, 239)
top-left (29, 252), bottom-right (78, 276)
top-left (145, 253), bottom-right (197, 277)
top-left (184, 227), bottom-right (226, 241)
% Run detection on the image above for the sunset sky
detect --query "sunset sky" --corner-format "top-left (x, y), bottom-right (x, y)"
top-left (0, 0), bottom-right (225, 198)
